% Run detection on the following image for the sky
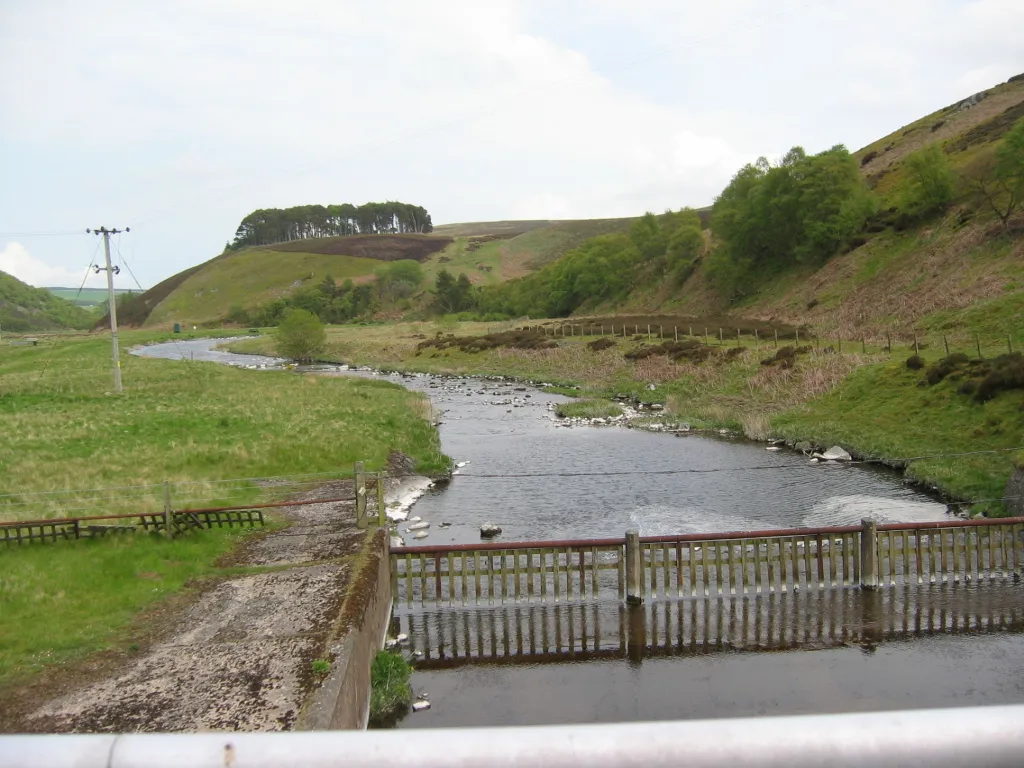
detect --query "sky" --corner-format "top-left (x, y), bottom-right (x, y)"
top-left (1, 0), bottom-right (1022, 290)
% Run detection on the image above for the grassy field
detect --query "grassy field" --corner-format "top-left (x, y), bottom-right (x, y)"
top-left (228, 320), bottom-right (1024, 512)
top-left (0, 329), bottom-right (445, 685)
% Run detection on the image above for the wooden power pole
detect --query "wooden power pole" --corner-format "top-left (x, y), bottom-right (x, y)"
top-left (88, 226), bottom-right (129, 393)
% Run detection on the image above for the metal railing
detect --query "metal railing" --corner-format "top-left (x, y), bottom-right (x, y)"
top-left (2, 704), bottom-right (1023, 767)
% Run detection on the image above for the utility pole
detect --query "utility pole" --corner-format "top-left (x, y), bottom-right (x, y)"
top-left (88, 226), bottom-right (129, 393)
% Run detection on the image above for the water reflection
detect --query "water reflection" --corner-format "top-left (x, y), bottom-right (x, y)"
top-left (394, 584), bottom-right (1024, 669)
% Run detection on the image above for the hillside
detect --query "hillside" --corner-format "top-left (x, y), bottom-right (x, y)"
top-left (0, 271), bottom-right (93, 332)
top-left (132, 221), bottom-right (634, 326)
top-left (569, 74), bottom-right (1024, 337)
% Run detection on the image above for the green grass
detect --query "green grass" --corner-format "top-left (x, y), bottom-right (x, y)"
top-left (0, 328), bottom-right (445, 685)
top-left (555, 399), bottom-right (623, 419)
top-left (774, 359), bottom-right (1024, 513)
top-left (369, 650), bottom-right (412, 728)
top-left (0, 330), bottom-right (446, 521)
top-left (0, 529), bottom-right (248, 683)
top-left (145, 249), bottom-right (383, 326)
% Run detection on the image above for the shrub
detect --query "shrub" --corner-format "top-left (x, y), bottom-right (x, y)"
top-left (906, 354), bottom-right (925, 370)
top-left (274, 309), bottom-right (326, 363)
top-left (860, 150), bottom-right (878, 167)
top-left (974, 353), bottom-right (1024, 402)
top-left (925, 353), bottom-right (970, 385)
top-left (587, 338), bottom-right (616, 352)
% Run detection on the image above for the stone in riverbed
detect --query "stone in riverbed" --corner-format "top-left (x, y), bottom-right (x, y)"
top-left (480, 522), bottom-right (503, 538)
top-left (414, 531), bottom-right (429, 539)
top-left (412, 701), bottom-right (431, 712)
top-left (408, 521), bottom-right (430, 531)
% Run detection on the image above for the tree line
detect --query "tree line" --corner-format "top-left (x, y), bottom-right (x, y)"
top-left (230, 201), bottom-right (433, 249)
top-left (475, 208), bottom-right (704, 318)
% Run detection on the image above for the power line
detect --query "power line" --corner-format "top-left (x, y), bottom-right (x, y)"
top-left (0, 231), bottom-right (90, 237)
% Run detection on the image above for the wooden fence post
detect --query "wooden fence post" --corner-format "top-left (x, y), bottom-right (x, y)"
top-left (862, 337), bottom-right (866, 354)
top-left (163, 482), bottom-right (172, 539)
top-left (736, 328), bottom-right (741, 347)
top-left (886, 331), bottom-right (892, 353)
top-left (976, 333), bottom-right (982, 360)
top-left (355, 461), bottom-right (367, 529)
top-left (754, 328), bottom-right (759, 350)
top-left (913, 334), bottom-right (918, 355)
top-left (775, 329), bottom-right (779, 349)
top-left (625, 530), bottom-right (643, 605)
top-left (377, 471), bottom-right (386, 526)
top-left (795, 328), bottom-right (800, 346)
top-left (674, 327), bottom-right (679, 342)
top-left (943, 335), bottom-right (950, 356)
top-left (719, 328), bottom-right (724, 345)
top-left (860, 518), bottom-right (878, 590)
top-left (1009, 334), bottom-right (1013, 355)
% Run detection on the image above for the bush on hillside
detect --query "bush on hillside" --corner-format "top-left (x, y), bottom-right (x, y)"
top-left (925, 353), bottom-right (970, 385)
top-left (906, 354), bottom-right (925, 370)
top-left (896, 145), bottom-right (956, 220)
top-left (587, 338), bottom-right (616, 352)
top-left (708, 145), bottom-right (876, 300)
top-left (975, 353), bottom-right (1024, 402)
top-left (274, 309), bottom-right (326, 363)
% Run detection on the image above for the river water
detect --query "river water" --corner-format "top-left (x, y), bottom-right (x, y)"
top-left (133, 338), bottom-right (1024, 726)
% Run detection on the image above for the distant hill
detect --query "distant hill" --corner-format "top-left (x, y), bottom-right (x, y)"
top-left (126, 221), bottom-right (636, 326)
top-left (0, 272), bottom-right (94, 331)
top-left (44, 287), bottom-right (134, 308)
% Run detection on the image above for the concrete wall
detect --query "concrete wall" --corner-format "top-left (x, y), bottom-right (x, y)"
top-left (298, 529), bottom-right (392, 730)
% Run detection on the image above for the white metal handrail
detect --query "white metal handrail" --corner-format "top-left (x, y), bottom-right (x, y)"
top-left (2, 704), bottom-right (1023, 767)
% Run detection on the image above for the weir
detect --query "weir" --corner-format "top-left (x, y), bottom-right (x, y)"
top-left (391, 516), bottom-right (1024, 609)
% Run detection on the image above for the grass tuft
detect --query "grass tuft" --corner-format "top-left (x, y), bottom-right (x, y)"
top-left (368, 650), bottom-right (412, 727)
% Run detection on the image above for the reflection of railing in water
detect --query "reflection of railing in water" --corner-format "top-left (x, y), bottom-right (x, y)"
top-left (391, 518), bottom-right (1024, 608)
top-left (395, 585), bottom-right (1024, 669)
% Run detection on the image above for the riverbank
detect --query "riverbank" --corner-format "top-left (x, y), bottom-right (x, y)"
top-left (226, 322), bottom-right (1024, 514)
top-left (0, 330), bottom-right (445, 694)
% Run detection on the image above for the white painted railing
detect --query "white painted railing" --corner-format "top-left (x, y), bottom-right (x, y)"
top-left (2, 705), bottom-right (1023, 767)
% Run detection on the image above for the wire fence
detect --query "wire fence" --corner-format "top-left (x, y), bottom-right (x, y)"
top-left (529, 321), bottom-right (1022, 360)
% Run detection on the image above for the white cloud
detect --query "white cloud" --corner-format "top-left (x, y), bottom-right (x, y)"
top-left (0, 242), bottom-right (131, 290)
top-left (0, 1), bottom-right (1022, 287)
top-left (0, 243), bottom-right (89, 288)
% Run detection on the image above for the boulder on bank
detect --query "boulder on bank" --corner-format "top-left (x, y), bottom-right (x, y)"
top-left (480, 522), bottom-right (503, 538)
top-left (821, 446), bottom-right (853, 462)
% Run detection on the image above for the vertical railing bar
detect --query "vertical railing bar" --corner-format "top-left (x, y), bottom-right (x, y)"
top-left (405, 553), bottom-right (413, 607)
top-left (688, 542), bottom-right (697, 597)
top-left (766, 538), bottom-right (776, 594)
top-left (816, 533), bottom-right (825, 588)
top-left (540, 548), bottom-right (548, 602)
top-left (675, 541), bottom-right (684, 598)
top-left (702, 541), bottom-right (712, 597)
top-left (753, 539), bottom-right (762, 595)
top-left (662, 543), bottom-right (670, 598)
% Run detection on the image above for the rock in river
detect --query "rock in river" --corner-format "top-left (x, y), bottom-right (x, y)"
top-left (480, 522), bottom-right (503, 538)
top-left (408, 521), bottom-right (430, 531)
top-left (821, 446), bottom-right (852, 461)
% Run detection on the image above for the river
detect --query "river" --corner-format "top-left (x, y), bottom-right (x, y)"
top-left (133, 338), bottom-right (1024, 727)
